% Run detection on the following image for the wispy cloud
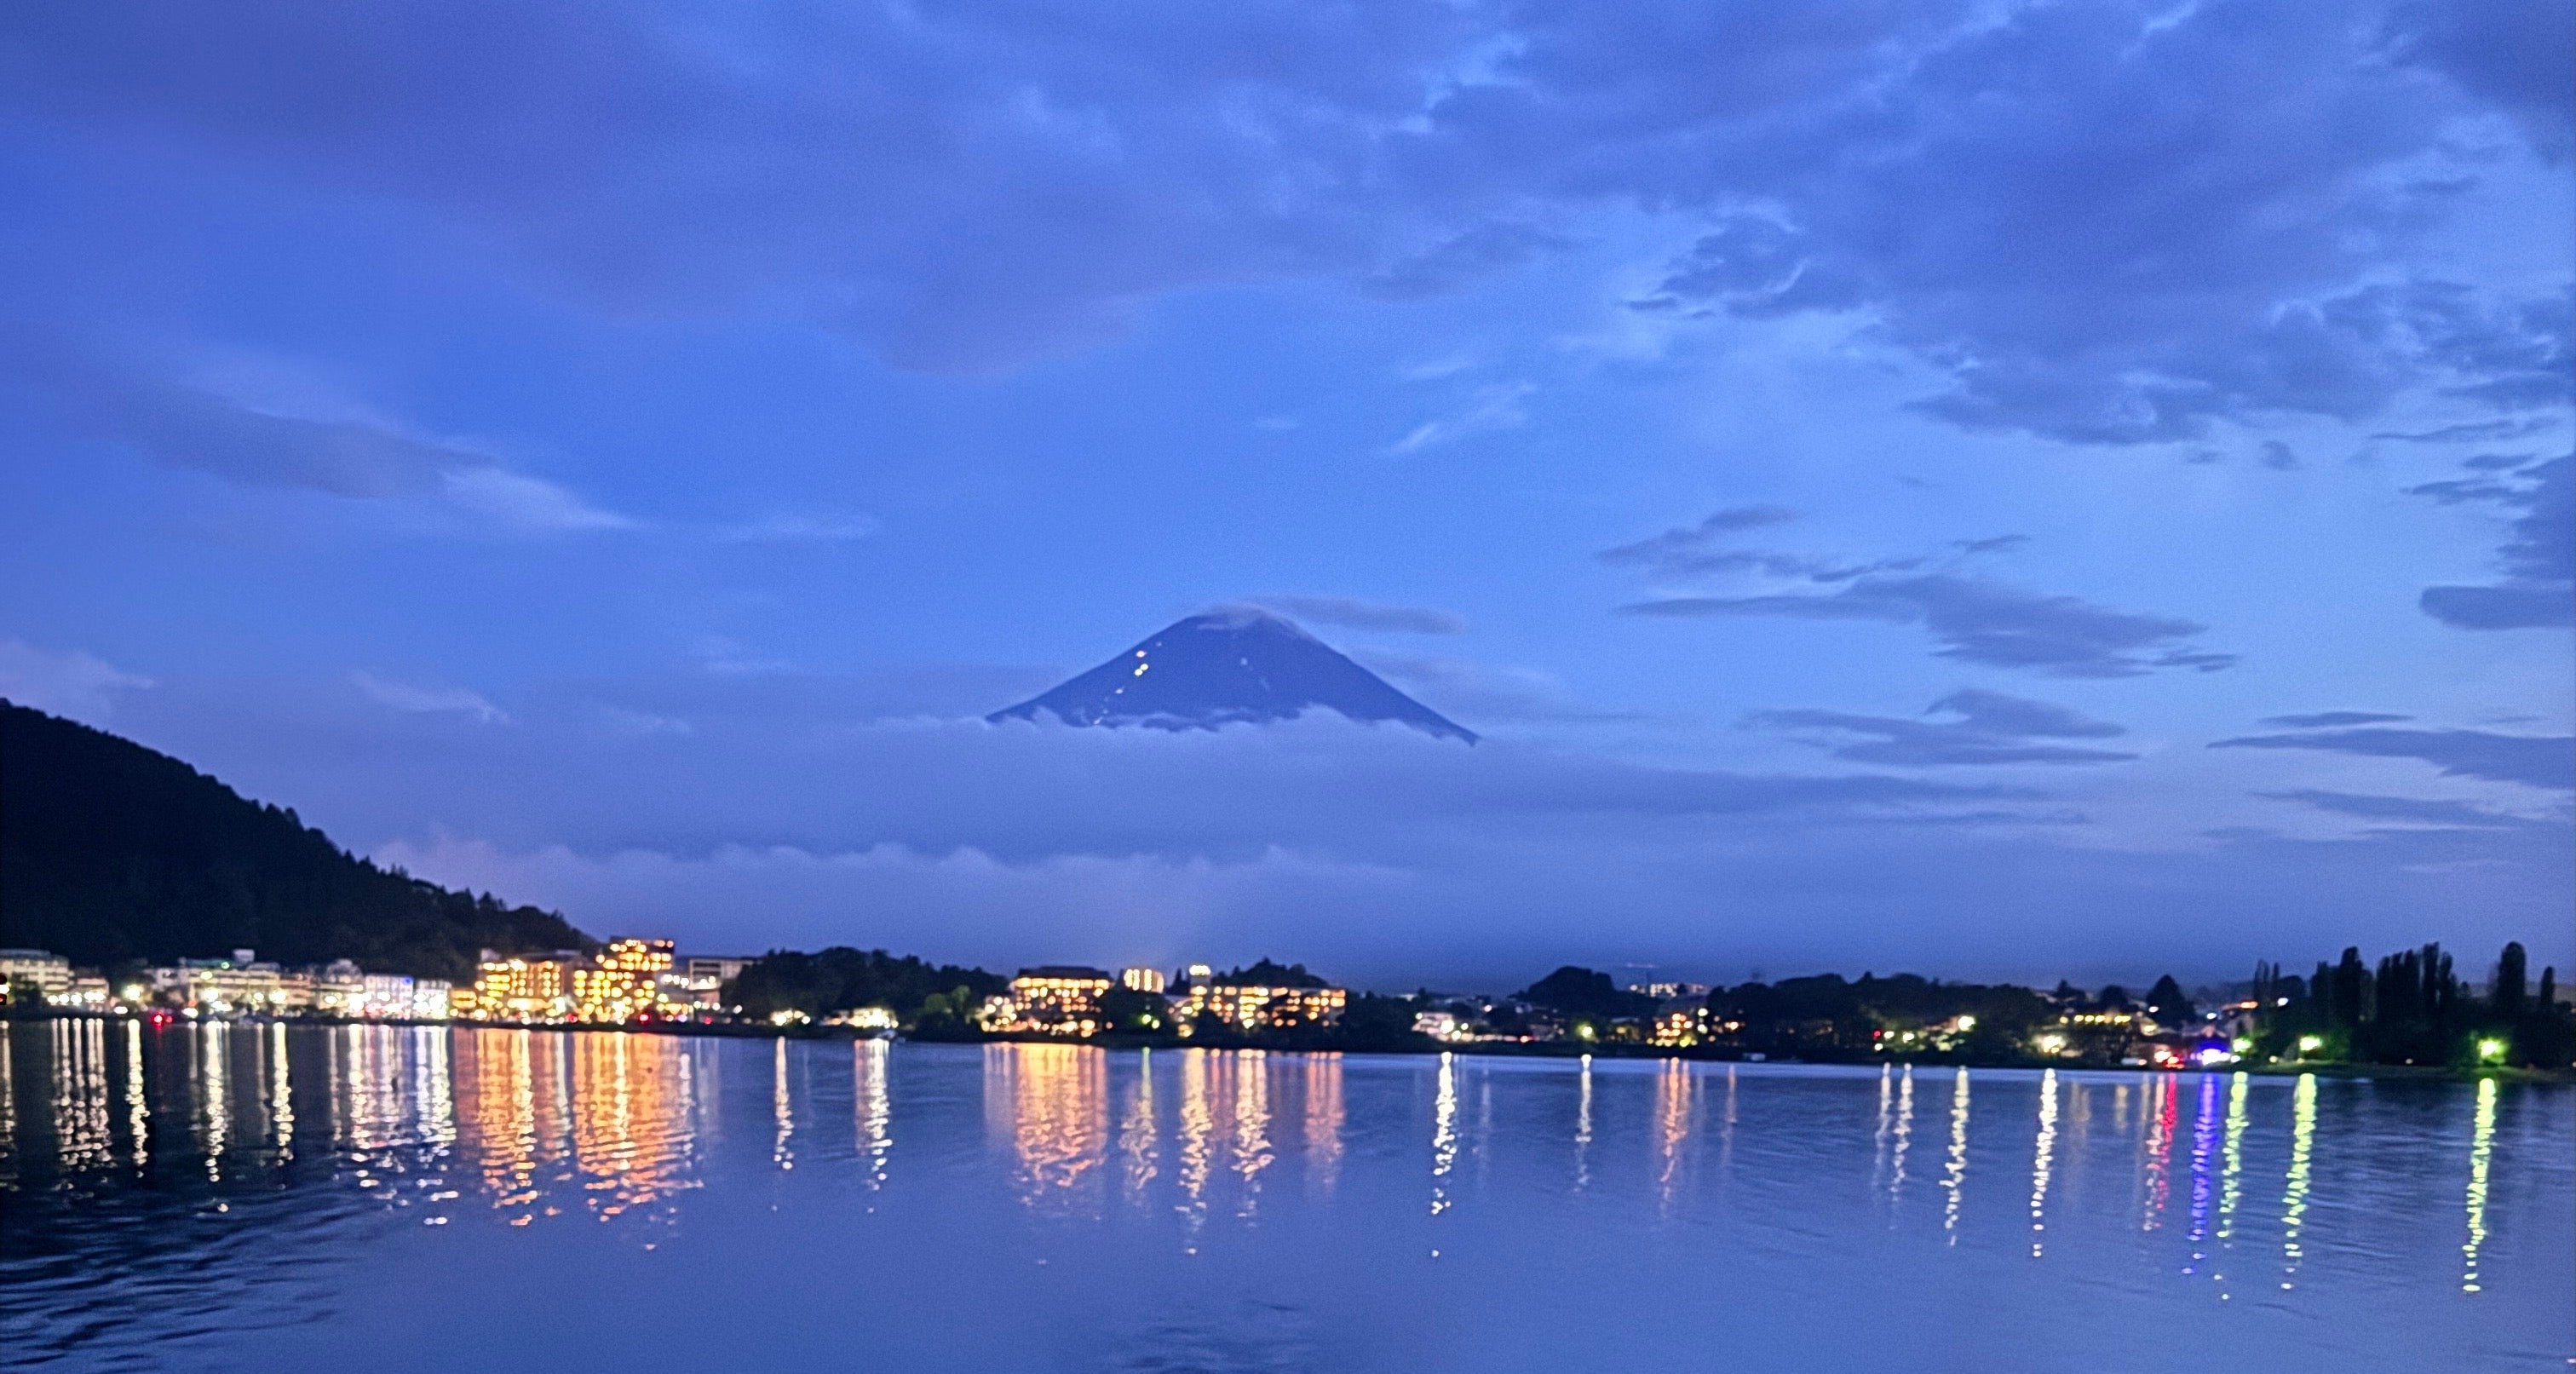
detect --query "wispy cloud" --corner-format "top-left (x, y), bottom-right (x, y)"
top-left (439, 466), bottom-right (632, 533)
top-left (1397, 353), bottom-right (1479, 382)
top-left (4, 333), bottom-right (634, 536)
top-left (2257, 790), bottom-right (2531, 831)
top-left (2211, 724), bottom-right (2574, 791)
top-left (1624, 575), bottom-right (2236, 679)
top-left (1597, 506), bottom-right (1802, 571)
top-left (0, 639), bottom-right (153, 721)
top-left (1358, 652), bottom-right (1639, 724)
top-left (1255, 595), bottom-right (1466, 635)
top-left (351, 670), bottom-right (510, 725)
top-left (2372, 417), bottom-right (2560, 444)
top-left (693, 636), bottom-right (792, 677)
top-left (713, 512), bottom-right (880, 544)
top-left (1389, 382), bottom-right (1532, 453)
top-left (1748, 689), bottom-right (2138, 767)
top-left (602, 707), bottom-right (693, 737)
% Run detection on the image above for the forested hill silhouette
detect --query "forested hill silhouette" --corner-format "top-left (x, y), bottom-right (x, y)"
top-left (0, 700), bottom-right (589, 981)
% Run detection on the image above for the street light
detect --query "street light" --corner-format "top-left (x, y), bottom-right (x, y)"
top-left (2476, 1038), bottom-right (2508, 1065)
top-left (2296, 1034), bottom-right (2324, 1055)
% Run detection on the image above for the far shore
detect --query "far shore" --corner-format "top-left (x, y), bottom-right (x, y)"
top-left (18, 1008), bottom-right (2569, 1084)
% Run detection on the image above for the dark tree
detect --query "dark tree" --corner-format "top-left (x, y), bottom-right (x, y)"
top-left (2493, 943), bottom-right (2527, 1015)
top-left (2144, 974), bottom-right (2194, 1025)
top-left (727, 947), bottom-right (1002, 1022)
top-left (1215, 958), bottom-right (1327, 988)
top-left (1522, 966), bottom-right (1655, 1022)
top-left (2096, 984), bottom-right (2132, 1010)
top-left (2331, 948), bottom-right (2371, 1026)
top-left (1097, 986), bottom-right (1169, 1031)
top-left (1335, 992), bottom-right (1432, 1050)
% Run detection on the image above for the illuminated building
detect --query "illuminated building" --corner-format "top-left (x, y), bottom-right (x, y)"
top-left (681, 954), bottom-right (759, 1009)
top-left (1002, 967), bottom-right (1117, 1036)
top-left (1119, 966), bottom-right (1168, 994)
top-left (1412, 1009), bottom-right (1460, 1040)
top-left (309, 960), bottom-right (367, 1015)
top-left (358, 973), bottom-right (417, 1018)
top-left (1628, 980), bottom-right (1711, 1000)
top-left (572, 939), bottom-right (676, 1024)
top-left (0, 949), bottom-right (72, 1003)
top-left (825, 1006), bottom-right (900, 1032)
top-left (1651, 1004), bottom-right (1702, 1047)
top-left (470, 955), bottom-right (576, 1023)
top-left (149, 952), bottom-right (290, 1015)
top-left (1174, 982), bottom-right (1347, 1032)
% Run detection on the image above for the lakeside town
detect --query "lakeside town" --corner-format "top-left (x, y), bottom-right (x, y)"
top-left (3, 934), bottom-right (2568, 1073)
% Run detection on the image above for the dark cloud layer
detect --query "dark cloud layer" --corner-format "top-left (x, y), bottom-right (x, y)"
top-left (2388, 0), bottom-right (2576, 162)
top-left (1624, 574), bottom-right (2234, 678)
top-left (2212, 724), bottom-right (2576, 791)
top-left (1748, 689), bottom-right (2136, 767)
top-left (3, 1), bottom-right (2562, 435)
top-left (1617, 6), bottom-right (2573, 442)
top-left (2259, 711), bottom-right (2413, 728)
top-left (2413, 455), bottom-right (2575, 629)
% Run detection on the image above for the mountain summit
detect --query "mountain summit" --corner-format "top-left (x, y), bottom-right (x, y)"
top-left (989, 607), bottom-right (1476, 743)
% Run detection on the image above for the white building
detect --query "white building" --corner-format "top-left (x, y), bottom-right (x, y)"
top-left (0, 949), bottom-right (72, 1003)
top-left (150, 953), bottom-right (290, 1014)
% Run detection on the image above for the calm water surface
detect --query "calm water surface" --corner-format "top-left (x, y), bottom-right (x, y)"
top-left (1, 1022), bottom-right (2568, 1371)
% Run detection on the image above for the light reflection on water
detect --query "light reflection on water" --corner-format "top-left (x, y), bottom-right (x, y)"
top-left (1, 1025), bottom-right (2570, 1371)
top-left (2028, 1066), bottom-right (2057, 1257)
top-left (2464, 1075), bottom-right (2497, 1294)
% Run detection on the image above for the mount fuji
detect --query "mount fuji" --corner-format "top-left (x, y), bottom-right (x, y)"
top-left (988, 607), bottom-right (1476, 743)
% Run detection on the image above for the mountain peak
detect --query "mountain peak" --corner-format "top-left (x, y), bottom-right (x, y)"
top-left (989, 609), bottom-right (1476, 743)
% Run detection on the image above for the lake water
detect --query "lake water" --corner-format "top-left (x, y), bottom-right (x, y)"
top-left (2, 1022), bottom-right (2568, 1371)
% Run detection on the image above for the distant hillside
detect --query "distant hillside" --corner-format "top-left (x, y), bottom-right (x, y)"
top-left (0, 701), bottom-right (590, 982)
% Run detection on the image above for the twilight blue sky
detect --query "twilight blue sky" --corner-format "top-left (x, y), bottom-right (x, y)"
top-left (2, 1), bottom-right (2569, 988)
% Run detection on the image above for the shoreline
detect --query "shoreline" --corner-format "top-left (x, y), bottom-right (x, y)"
top-left (19, 1009), bottom-right (2569, 1083)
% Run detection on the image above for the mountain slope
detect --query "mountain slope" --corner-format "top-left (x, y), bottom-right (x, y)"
top-left (988, 608), bottom-right (1476, 742)
top-left (0, 701), bottom-right (590, 981)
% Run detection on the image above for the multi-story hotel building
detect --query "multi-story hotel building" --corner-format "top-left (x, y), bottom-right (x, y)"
top-left (0, 949), bottom-right (72, 1003)
top-left (465, 954), bottom-right (577, 1022)
top-left (1176, 981), bottom-right (1348, 1032)
top-left (151, 953), bottom-right (291, 1014)
top-left (571, 938), bottom-right (676, 1023)
top-left (992, 966), bottom-right (1116, 1035)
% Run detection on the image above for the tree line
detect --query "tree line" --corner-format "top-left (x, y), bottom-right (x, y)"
top-left (2251, 941), bottom-right (2569, 1068)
